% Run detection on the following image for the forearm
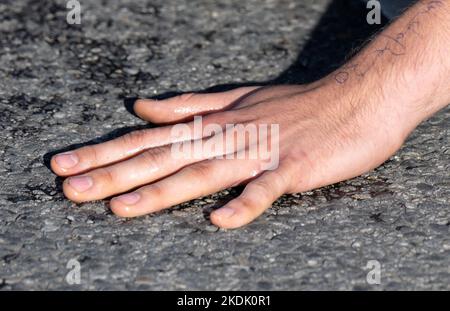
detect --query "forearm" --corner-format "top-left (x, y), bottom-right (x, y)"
top-left (329, 0), bottom-right (450, 137)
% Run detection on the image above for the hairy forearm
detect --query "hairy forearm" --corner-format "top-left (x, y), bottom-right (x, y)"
top-left (330, 0), bottom-right (450, 136)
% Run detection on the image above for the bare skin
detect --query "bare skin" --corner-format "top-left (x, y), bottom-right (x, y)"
top-left (51, 0), bottom-right (450, 229)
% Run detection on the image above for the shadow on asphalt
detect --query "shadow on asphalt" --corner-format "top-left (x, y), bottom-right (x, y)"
top-left (143, 0), bottom-right (388, 93)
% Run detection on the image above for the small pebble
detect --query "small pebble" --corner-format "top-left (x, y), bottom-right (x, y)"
top-left (205, 225), bottom-right (219, 232)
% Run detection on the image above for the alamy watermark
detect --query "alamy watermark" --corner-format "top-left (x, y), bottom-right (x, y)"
top-left (67, 0), bottom-right (81, 25)
top-left (66, 0), bottom-right (380, 27)
top-left (65, 258), bottom-right (81, 285)
top-left (170, 116), bottom-right (280, 171)
top-left (367, 0), bottom-right (382, 24)
top-left (366, 260), bottom-right (381, 285)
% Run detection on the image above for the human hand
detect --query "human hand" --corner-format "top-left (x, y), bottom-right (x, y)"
top-left (51, 80), bottom-right (407, 228)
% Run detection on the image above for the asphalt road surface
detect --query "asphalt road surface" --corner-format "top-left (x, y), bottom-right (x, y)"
top-left (0, 0), bottom-right (449, 290)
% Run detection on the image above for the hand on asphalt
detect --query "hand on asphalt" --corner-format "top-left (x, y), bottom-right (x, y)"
top-left (51, 81), bottom-right (406, 228)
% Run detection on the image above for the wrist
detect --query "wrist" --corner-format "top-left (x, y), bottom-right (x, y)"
top-left (316, 75), bottom-right (412, 149)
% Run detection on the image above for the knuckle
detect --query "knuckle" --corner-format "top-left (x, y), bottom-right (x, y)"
top-left (204, 111), bottom-right (234, 125)
top-left (139, 146), bottom-right (168, 167)
top-left (120, 130), bottom-right (150, 148)
top-left (247, 181), bottom-right (273, 202)
top-left (83, 145), bottom-right (100, 166)
top-left (146, 183), bottom-right (164, 198)
top-left (96, 167), bottom-right (116, 184)
top-left (183, 161), bottom-right (214, 179)
top-left (237, 195), bottom-right (258, 210)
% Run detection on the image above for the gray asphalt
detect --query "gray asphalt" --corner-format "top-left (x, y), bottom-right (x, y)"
top-left (0, 0), bottom-right (449, 290)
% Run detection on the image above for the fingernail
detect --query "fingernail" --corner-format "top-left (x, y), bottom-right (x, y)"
top-left (68, 176), bottom-right (93, 193)
top-left (54, 152), bottom-right (79, 169)
top-left (213, 207), bottom-right (235, 219)
top-left (115, 193), bottom-right (141, 205)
